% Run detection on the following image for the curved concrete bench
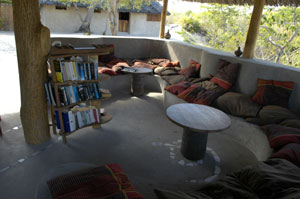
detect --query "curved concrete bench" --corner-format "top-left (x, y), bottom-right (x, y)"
top-left (54, 36), bottom-right (295, 162)
top-left (102, 74), bottom-right (272, 162)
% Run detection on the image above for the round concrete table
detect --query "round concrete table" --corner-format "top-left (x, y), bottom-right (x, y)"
top-left (122, 67), bottom-right (153, 97)
top-left (167, 103), bottom-right (231, 160)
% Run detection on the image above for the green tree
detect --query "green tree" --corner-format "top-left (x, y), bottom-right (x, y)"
top-left (178, 4), bottom-right (300, 68)
top-left (54, 0), bottom-right (150, 35)
top-left (0, 0), bottom-right (12, 3)
top-left (258, 6), bottom-right (300, 66)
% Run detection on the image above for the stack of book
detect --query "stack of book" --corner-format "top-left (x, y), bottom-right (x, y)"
top-left (45, 82), bottom-right (103, 106)
top-left (54, 60), bottom-right (99, 82)
top-left (55, 104), bottom-right (100, 133)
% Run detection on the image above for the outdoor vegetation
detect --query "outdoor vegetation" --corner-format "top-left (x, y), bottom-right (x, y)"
top-left (169, 4), bottom-right (300, 68)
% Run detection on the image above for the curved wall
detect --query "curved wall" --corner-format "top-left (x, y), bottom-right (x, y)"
top-left (51, 36), bottom-right (300, 109)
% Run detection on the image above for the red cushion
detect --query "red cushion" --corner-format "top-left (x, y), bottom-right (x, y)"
top-left (179, 59), bottom-right (201, 78)
top-left (270, 143), bottom-right (300, 167)
top-left (47, 164), bottom-right (144, 199)
top-left (252, 79), bottom-right (294, 107)
top-left (165, 81), bottom-right (190, 95)
top-left (163, 61), bottom-right (180, 68)
top-left (262, 124), bottom-right (300, 148)
top-left (133, 61), bottom-right (156, 69)
top-left (210, 59), bottom-right (240, 90)
top-left (98, 67), bottom-right (118, 76)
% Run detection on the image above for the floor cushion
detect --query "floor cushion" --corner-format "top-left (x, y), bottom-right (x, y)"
top-left (280, 118), bottom-right (300, 129)
top-left (270, 144), bottom-right (300, 167)
top-left (47, 164), bottom-right (144, 199)
top-left (161, 74), bottom-right (186, 85)
top-left (215, 92), bottom-right (262, 117)
top-left (98, 67), bottom-right (118, 76)
top-left (154, 67), bottom-right (181, 76)
top-left (165, 81), bottom-right (191, 95)
top-left (252, 79), bottom-right (294, 108)
top-left (155, 159), bottom-right (300, 199)
top-left (262, 124), bottom-right (300, 148)
top-left (133, 61), bottom-right (157, 69)
top-left (247, 105), bottom-right (300, 126)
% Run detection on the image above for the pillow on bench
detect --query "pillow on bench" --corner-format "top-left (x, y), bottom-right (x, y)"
top-left (215, 92), bottom-right (262, 118)
top-left (252, 79), bottom-right (294, 108)
top-left (165, 81), bottom-right (191, 95)
top-left (246, 105), bottom-right (300, 128)
top-left (179, 59), bottom-right (201, 79)
top-left (178, 81), bottom-right (225, 105)
top-left (270, 143), bottom-right (300, 167)
top-left (210, 59), bottom-right (240, 90)
top-left (262, 124), bottom-right (300, 148)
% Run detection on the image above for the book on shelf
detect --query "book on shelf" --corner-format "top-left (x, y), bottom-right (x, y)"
top-left (45, 81), bottom-right (109, 106)
top-left (68, 44), bottom-right (96, 50)
top-left (44, 83), bottom-right (51, 105)
top-left (54, 60), bottom-right (63, 83)
top-left (53, 58), bottom-right (99, 82)
top-left (47, 82), bottom-right (56, 106)
top-left (55, 104), bottom-right (100, 133)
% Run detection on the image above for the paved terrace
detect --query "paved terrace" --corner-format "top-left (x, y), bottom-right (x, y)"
top-left (0, 32), bottom-right (257, 198)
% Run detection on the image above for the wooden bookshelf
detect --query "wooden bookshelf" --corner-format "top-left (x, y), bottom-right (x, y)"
top-left (101, 114), bottom-right (112, 124)
top-left (52, 74), bottom-right (110, 86)
top-left (47, 45), bottom-right (113, 144)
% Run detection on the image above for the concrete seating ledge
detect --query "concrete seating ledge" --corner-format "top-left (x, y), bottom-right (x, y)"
top-left (52, 36), bottom-right (300, 162)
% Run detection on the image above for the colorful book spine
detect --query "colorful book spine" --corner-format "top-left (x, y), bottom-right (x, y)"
top-left (78, 63), bottom-right (85, 80)
top-left (62, 111), bottom-right (70, 132)
top-left (54, 110), bottom-right (61, 129)
top-left (54, 60), bottom-right (63, 83)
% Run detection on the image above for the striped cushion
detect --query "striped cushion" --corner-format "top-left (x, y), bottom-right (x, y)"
top-left (47, 164), bottom-right (144, 199)
top-left (210, 59), bottom-right (240, 90)
top-left (252, 79), bottom-right (294, 108)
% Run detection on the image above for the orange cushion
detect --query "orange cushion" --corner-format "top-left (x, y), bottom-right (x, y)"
top-left (252, 79), bottom-right (294, 107)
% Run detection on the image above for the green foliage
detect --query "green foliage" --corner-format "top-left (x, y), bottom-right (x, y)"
top-left (180, 12), bottom-right (206, 35)
top-left (178, 4), bottom-right (300, 68)
top-left (0, 0), bottom-right (12, 3)
top-left (257, 7), bottom-right (300, 67)
top-left (166, 12), bottom-right (185, 25)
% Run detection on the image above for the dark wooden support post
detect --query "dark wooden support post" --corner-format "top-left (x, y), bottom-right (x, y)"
top-left (12, 0), bottom-right (51, 144)
top-left (243, 0), bottom-right (265, 58)
top-left (160, 0), bottom-right (169, 38)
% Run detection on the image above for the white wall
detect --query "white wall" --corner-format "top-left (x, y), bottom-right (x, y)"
top-left (129, 13), bottom-right (160, 37)
top-left (40, 5), bottom-right (111, 34)
top-left (40, 5), bottom-right (160, 37)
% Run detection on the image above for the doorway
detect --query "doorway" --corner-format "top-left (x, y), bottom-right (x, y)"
top-left (119, 12), bottom-right (129, 33)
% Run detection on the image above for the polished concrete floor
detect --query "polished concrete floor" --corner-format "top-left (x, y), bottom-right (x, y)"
top-left (0, 87), bottom-right (258, 199)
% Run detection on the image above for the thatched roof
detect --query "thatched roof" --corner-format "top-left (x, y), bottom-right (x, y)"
top-left (182, 0), bottom-right (299, 7)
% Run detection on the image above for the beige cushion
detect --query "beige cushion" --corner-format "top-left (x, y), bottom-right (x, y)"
top-left (215, 92), bottom-right (262, 117)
